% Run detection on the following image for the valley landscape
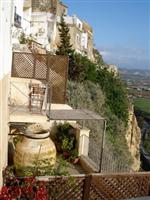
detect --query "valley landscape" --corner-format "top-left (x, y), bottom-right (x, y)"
top-left (120, 68), bottom-right (150, 170)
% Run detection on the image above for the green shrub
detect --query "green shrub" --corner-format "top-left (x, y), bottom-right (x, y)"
top-left (69, 53), bottom-right (97, 82)
top-left (96, 66), bottom-right (129, 124)
top-left (67, 81), bottom-right (132, 167)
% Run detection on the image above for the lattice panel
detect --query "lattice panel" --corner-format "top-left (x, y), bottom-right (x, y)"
top-left (47, 177), bottom-right (84, 200)
top-left (12, 53), bottom-right (68, 104)
top-left (12, 53), bottom-right (34, 78)
top-left (48, 55), bottom-right (68, 103)
top-left (34, 54), bottom-right (47, 80)
top-left (91, 174), bottom-right (150, 200)
top-left (3, 173), bottom-right (150, 199)
top-left (90, 183), bottom-right (106, 200)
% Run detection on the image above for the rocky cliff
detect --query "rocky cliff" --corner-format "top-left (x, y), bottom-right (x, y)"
top-left (126, 107), bottom-right (141, 171)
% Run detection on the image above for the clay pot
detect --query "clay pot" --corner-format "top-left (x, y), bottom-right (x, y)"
top-left (14, 124), bottom-right (56, 176)
top-left (63, 151), bottom-right (71, 159)
top-left (72, 157), bottom-right (80, 164)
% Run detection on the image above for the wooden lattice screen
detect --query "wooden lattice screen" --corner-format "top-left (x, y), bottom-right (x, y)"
top-left (11, 52), bottom-right (68, 103)
top-left (90, 173), bottom-right (150, 200)
top-left (47, 176), bottom-right (85, 200)
top-left (37, 173), bottom-right (150, 200)
top-left (3, 173), bottom-right (150, 199)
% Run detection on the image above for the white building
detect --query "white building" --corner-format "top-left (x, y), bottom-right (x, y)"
top-left (72, 15), bottom-right (83, 31)
top-left (0, 0), bottom-right (14, 186)
top-left (12, 0), bottom-right (24, 44)
top-left (21, 0), bottom-right (58, 51)
top-left (11, 1), bottom-right (93, 58)
top-left (30, 12), bottom-right (56, 50)
top-left (56, 15), bottom-right (89, 56)
top-left (22, 0), bottom-right (32, 35)
top-left (81, 32), bottom-right (88, 50)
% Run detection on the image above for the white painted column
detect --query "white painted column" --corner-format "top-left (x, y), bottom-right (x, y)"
top-left (78, 128), bottom-right (90, 156)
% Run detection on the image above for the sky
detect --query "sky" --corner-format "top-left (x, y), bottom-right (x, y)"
top-left (63, 0), bottom-right (150, 69)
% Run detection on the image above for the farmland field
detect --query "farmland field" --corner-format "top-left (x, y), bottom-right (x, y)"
top-left (134, 98), bottom-right (150, 114)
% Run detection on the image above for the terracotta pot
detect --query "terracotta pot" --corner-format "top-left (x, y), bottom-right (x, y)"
top-left (73, 157), bottom-right (80, 164)
top-left (63, 151), bottom-right (71, 159)
top-left (14, 124), bottom-right (56, 176)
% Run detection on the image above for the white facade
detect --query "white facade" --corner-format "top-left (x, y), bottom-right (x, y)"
top-left (63, 16), bottom-right (73, 24)
top-left (30, 12), bottom-right (56, 50)
top-left (22, 7), bottom-right (32, 35)
top-left (64, 15), bottom-right (83, 30)
top-left (81, 32), bottom-right (88, 49)
top-left (72, 15), bottom-right (83, 31)
top-left (0, 0), bottom-right (14, 186)
top-left (61, 15), bottom-right (92, 58)
top-left (12, 0), bottom-right (24, 44)
top-left (21, 0), bottom-right (57, 51)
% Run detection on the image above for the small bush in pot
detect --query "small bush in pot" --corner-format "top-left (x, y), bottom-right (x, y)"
top-left (52, 122), bottom-right (76, 153)
top-left (62, 136), bottom-right (74, 159)
top-left (69, 150), bottom-right (80, 164)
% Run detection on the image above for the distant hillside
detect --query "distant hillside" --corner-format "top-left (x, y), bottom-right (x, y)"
top-left (119, 68), bottom-right (150, 81)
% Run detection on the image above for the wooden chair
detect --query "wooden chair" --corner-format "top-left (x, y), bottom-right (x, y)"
top-left (28, 83), bottom-right (46, 113)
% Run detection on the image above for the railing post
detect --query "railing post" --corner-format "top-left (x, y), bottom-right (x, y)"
top-left (33, 54), bottom-right (36, 78)
top-left (99, 119), bottom-right (107, 173)
top-left (47, 82), bottom-right (52, 121)
top-left (11, 52), bottom-right (14, 77)
top-left (82, 175), bottom-right (92, 200)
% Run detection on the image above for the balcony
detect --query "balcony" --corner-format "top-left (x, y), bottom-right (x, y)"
top-left (9, 52), bottom-right (69, 124)
top-left (9, 52), bottom-right (131, 177)
top-left (9, 76), bottom-right (72, 124)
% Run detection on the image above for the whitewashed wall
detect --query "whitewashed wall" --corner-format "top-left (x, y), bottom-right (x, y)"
top-left (73, 15), bottom-right (83, 30)
top-left (81, 32), bottom-right (88, 49)
top-left (30, 12), bottom-right (56, 50)
top-left (22, 7), bottom-right (32, 35)
top-left (0, 0), bottom-right (14, 187)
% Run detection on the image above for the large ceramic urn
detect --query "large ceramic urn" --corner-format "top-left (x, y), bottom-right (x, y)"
top-left (14, 124), bottom-right (56, 176)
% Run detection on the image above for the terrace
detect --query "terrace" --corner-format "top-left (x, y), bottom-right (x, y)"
top-left (9, 52), bottom-right (107, 174)
top-left (5, 52), bottom-right (150, 200)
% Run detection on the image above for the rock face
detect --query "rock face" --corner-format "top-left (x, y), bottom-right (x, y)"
top-left (126, 107), bottom-right (141, 171)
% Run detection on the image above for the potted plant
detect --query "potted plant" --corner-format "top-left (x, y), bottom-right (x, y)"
top-left (69, 150), bottom-right (80, 164)
top-left (62, 136), bottom-right (74, 159)
top-left (52, 122), bottom-right (76, 153)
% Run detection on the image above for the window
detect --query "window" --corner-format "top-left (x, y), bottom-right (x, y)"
top-left (76, 34), bottom-right (80, 43)
top-left (14, 6), bottom-right (21, 28)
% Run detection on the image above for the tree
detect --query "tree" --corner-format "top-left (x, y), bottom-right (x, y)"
top-left (56, 15), bottom-right (73, 56)
top-left (69, 52), bottom-right (97, 82)
top-left (96, 67), bottom-right (129, 124)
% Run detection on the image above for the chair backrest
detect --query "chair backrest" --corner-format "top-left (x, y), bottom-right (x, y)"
top-left (31, 84), bottom-right (45, 95)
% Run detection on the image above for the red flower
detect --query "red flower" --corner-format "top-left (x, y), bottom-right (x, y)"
top-left (1, 186), bottom-right (8, 194)
top-left (36, 186), bottom-right (49, 200)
